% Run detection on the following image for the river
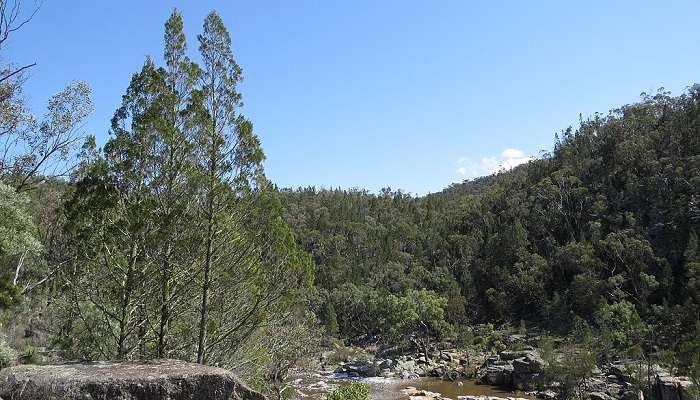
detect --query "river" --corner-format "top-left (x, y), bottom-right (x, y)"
top-left (289, 371), bottom-right (532, 400)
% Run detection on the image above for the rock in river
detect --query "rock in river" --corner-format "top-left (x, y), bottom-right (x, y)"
top-left (0, 359), bottom-right (265, 400)
top-left (477, 349), bottom-right (544, 390)
top-left (335, 359), bottom-right (381, 377)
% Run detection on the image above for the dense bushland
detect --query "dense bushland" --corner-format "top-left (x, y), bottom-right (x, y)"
top-left (281, 87), bottom-right (700, 370)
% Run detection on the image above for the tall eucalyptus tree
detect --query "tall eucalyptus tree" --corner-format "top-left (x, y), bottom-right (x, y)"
top-left (193, 10), bottom-right (265, 364)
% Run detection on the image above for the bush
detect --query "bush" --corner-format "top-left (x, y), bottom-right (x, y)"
top-left (491, 339), bottom-right (506, 354)
top-left (540, 335), bottom-right (597, 400)
top-left (455, 326), bottom-right (475, 349)
top-left (19, 346), bottom-right (41, 365)
top-left (0, 334), bottom-right (17, 369)
top-left (321, 301), bottom-right (339, 336)
top-left (690, 352), bottom-right (700, 400)
top-left (326, 382), bottom-right (369, 400)
top-left (325, 341), bottom-right (370, 364)
top-left (595, 300), bottom-right (647, 356)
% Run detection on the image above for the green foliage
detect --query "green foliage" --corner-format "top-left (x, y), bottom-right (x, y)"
top-left (540, 335), bottom-right (598, 400)
top-left (324, 342), bottom-right (370, 365)
top-left (48, 10), bottom-right (318, 392)
top-left (18, 345), bottom-right (41, 365)
top-left (0, 183), bottom-right (43, 307)
top-left (678, 322), bottom-right (700, 373)
top-left (327, 283), bottom-right (451, 344)
top-left (0, 281), bottom-right (20, 309)
top-left (686, 229), bottom-right (700, 303)
top-left (326, 383), bottom-right (369, 400)
top-left (0, 334), bottom-right (16, 369)
top-left (455, 325), bottom-right (475, 348)
top-left (595, 301), bottom-right (648, 356)
top-left (262, 310), bottom-right (322, 400)
top-left (690, 351), bottom-right (700, 400)
top-left (281, 87), bottom-right (700, 352)
top-left (625, 358), bottom-right (654, 400)
top-left (320, 301), bottom-right (339, 336)
top-left (519, 319), bottom-right (527, 335)
top-left (386, 289), bottom-right (452, 341)
top-left (491, 340), bottom-right (506, 354)
top-left (0, 183), bottom-right (42, 259)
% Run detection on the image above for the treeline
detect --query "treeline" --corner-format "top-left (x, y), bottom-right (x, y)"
top-left (280, 87), bottom-right (700, 367)
top-left (0, 6), bottom-right (318, 396)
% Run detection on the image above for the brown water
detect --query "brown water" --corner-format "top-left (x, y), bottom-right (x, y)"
top-left (289, 371), bottom-right (532, 400)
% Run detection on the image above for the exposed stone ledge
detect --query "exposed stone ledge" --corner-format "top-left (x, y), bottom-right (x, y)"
top-left (0, 359), bottom-right (266, 400)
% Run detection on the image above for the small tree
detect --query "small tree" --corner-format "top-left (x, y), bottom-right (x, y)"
top-left (320, 301), bottom-right (339, 336)
top-left (262, 310), bottom-right (322, 400)
top-left (386, 289), bottom-right (451, 361)
top-left (690, 352), bottom-right (700, 400)
top-left (684, 322), bottom-right (700, 400)
top-left (0, 182), bottom-right (42, 305)
top-left (625, 346), bottom-right (652, 400)
top-left (540, 335), bottom-right (597, 400)
top-left (0, 333), bottom-right (16, 369)
top-left (595, 300), bottom-right (648, 358)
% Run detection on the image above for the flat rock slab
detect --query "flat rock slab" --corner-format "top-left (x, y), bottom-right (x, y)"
top-left (0, 359), bottom-right (266, 400)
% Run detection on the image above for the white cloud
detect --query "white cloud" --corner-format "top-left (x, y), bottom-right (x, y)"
top-left (480, 156), bottom-right (499, 174)
top-left (455, 148), bottom-right (533, 178)
top-left (500, 155), bottom-right (532, 171)
top-left (502, 148), bottom-right (524, 159)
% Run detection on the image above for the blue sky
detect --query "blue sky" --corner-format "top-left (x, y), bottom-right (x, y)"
top-left (6, 0), bottom-right (700, 195)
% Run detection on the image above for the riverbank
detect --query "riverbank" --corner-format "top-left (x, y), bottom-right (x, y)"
top-left (309, 334), bottom-right (698, 400)
top-left (288, 371), bottom-right (531, 400)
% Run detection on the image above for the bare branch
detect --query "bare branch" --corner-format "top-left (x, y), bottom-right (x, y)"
top-left (0, 62), bottom-right (35, 84)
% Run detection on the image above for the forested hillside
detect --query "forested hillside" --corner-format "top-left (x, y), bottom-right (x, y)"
top-left (281, 88), bottom-right (700, 365)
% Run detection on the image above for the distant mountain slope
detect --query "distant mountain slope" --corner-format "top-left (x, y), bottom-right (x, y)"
top-left (279, 87), bottom-right (700, 358)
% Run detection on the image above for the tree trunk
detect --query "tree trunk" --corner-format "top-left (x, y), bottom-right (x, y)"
top-left (157, 244), bottom-right (172, 357)
top-left (117, 241), bottom-right (138, 358)
top-left (197, 198), bottom-right (214, 364)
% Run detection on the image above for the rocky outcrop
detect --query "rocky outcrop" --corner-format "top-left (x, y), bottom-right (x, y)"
top-left (477, 348), bottom-right (543, 390)
top-left (654, 372), bottom-right (697, 400)
top-left (480, 356), bottom-right (513, 387)
top-left (0, 359), bottom-right (266, 400)
top-left (334, 360), bottom-right (381, 377)
top-left (392, 353), bottom-right (467, 381)
top-left (332, 349), bottom-right (471, 380)
top-left (605, 363), bottom-right (697, 400)
top-left (326, 342), bottom-right (698, 400)
top-left (477, 350), bottom-right (698, 400)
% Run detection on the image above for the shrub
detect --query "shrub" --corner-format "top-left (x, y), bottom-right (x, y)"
top-left (0, 334), bottom-right (17, 369)
top-left (491, 339), bottom-right (506, 354)
top-left (19, 346), bottom-right (41, 365)
top-left (455, 326), bottom-right (475, 349)
top-left (326, 382), bottom-right (369, 400)
top-left (325, 342), bottom-right (370, 364)
top-left (690, 352), bottom-right (700, 400)
top-left (540, 335), bottom-right (597, 400)
top-left (595, 300), bottom-right (648, 356)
